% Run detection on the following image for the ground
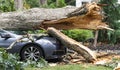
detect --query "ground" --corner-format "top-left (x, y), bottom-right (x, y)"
top-left (24, 43), bottom-right (120, 70)
top-left (48, 43), bottom-right (120, 70)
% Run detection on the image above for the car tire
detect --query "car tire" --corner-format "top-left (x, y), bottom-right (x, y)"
top-left (20, 44), bottom-right (43, 61)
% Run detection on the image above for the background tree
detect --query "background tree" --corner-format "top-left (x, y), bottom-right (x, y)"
top-left (14, 0), bottom-right (23, 10)
top-left (24, 0), bottom-right (39, 8)
top-left (98, 0), bottom-right (120, 44)
top-left (39, 0), bottom-right (47, 7)
top-left (65, 0), bottom-right (75, 6)
top-left (46, 0), bottom-right (66, 8)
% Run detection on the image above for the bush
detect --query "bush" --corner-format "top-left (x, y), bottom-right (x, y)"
top-left (0, 48), bottom-right (48, 70)
top-left (0, 48), bottom-right (24, 70)
top-left (0, 0), bottom-right (15, 12)
top-left (62, 29), bottom-right (94, 42)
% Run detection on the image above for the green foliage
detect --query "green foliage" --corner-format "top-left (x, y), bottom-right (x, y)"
top-left (65, 0), bottom-right (75, 6)
top-left (0, 48), bottom-right (24, 70)
top-left (0, 48), bottom-right (48, 70)
top-left (98, 0), bottom-right (120, 44)
top-left (0, 0), bottom-right (15, 12)
top-left (24, 58), bottom-right (48, 68)
top-left (24, 0), bottom-right (39, 8)
top-left (62, 29), bottom-right (93, 42)
top-left (0, 0), bottom-right (74, 12)
top-left (23, 0), bottom-right (67, 8)
top-left (56, 0), bottom-right (66, 8)
top-left (23, 0), bottom-right (31, 9)
top-left (28, 30), bottom-right (46, 34)
top-left (41, 64), bottom-right (112, 70)
top-left (43, 0), bottom-right (66, 8)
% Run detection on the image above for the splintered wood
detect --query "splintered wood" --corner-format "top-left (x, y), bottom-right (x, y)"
top-left (47, 27), bottom-right (96, 62)
top-left (41, 2), bottom-right (113, 31)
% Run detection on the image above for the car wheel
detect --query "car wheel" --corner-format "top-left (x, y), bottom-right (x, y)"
top-left (21, 44), bottom-right (43, 61)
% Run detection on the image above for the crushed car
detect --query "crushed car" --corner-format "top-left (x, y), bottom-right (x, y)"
top-left (0, 29), bottom-right (66, 61)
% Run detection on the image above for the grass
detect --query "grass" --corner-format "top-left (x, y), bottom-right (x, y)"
top-left (25, 64), bottom-right (113, 70)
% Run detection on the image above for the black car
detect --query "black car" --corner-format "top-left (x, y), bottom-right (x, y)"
top-left (0, 29), bottom-right (66, 61)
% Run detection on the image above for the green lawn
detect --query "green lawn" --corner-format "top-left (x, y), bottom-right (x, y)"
top-left (25, 64), bottom-right (113, 70)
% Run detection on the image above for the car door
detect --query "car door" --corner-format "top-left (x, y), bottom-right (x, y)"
top-left (0, 31), bottom-right (17, 48)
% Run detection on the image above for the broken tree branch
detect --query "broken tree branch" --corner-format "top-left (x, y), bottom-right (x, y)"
top-left (47, 27), bottom-right (96, 62)
top-left (41, 3), bottom-right (113, 31)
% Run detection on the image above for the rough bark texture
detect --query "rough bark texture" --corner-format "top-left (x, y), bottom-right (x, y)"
top-left (0, 3), bottom-right (112, 31)
top-left (41, 3), bottom-right (113, 31)
top-left (47, 27), bottom-right (96, 62)
top-left (0, 6), bottom-right (77, 30)
top-left (93, 30), bottom-right (99, 47)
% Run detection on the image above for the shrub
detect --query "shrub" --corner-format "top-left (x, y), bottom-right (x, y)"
top-left (62, 29), bottom-right (94, 42)
top-left (0, 48), bottom-right (24, 70)
top-left (0, 48), bottom-right (48, 70)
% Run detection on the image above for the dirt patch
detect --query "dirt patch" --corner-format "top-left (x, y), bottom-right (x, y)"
top-left (57, 44), bottom-right (120, 65)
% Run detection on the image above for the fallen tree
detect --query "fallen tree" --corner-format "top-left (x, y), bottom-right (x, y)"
top-left (0, 2), bottom-right (114, 62)
top-left (41, 2), bottom-right (113, 48)
top-left (47, 27), bottom-right (96, 62)
top-left (0, 3), bottom-right (113, 31)
top-left (41, 3), bottom-right (113, 30)
top-left (0, 6), bottom-right (77, 30)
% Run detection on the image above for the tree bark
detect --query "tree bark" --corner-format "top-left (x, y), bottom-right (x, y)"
top-left (41, 2), bottom-right (113, 31)
top-left (56, 0), bottom-right (59, 6)
top-left (47, 27), bottom-right (96, 62)
top-left (14, 0), bottom-right (23, 10)
top-left (93, 30), bottom-right (99, 47)
top-left (39, 0), bottom-right (47, 6)
top-left (0, 6), bottom-right (76, 30)
top-left (0, 2), bottom-right (113, 31)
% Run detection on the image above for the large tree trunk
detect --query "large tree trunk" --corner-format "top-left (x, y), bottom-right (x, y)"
top-left (47, 27), bottom-right (96, 62)
top-left (0, 6), bottom-right (76, 30)
top-left (41, 2), bottom-right (113, 31)
top-left (0, 2), bottom-right (113, 31)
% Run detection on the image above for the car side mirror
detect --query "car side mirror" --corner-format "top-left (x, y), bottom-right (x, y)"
top-left (1, 33), bottom-right (11, 39)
